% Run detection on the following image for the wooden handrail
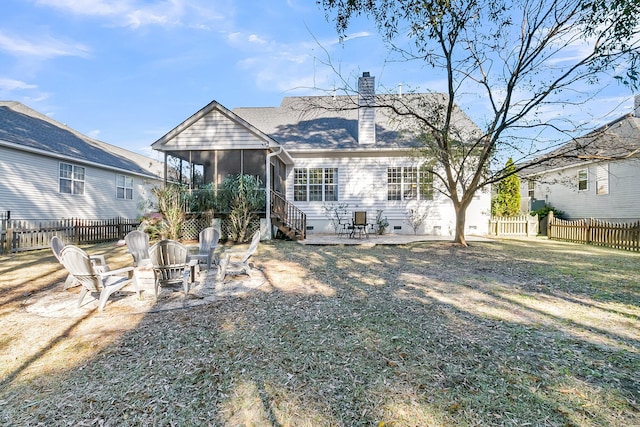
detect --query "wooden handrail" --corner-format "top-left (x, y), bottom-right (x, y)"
top-left (270, 191), bottom-right (306, 239)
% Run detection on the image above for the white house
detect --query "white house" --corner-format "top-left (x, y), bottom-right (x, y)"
top-left (0, 101), bottom-right (163, 220)
top-left (151, 73), bottom-right (491, 238)
top-left (520, 104), bottom-right (640, 222)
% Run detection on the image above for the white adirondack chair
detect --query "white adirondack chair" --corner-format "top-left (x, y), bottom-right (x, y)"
top-left (59, 245), bottom-right (138, 311)
top-left (218, 230), bottom-right (261, 281)
top-left (188, 227), bottom-right (220, 271)
top-left (50, 236), bottom-right (108, 290)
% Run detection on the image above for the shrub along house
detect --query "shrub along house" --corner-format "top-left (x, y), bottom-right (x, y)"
top-left (0, 101), bottom-right (163, 220)
top-left (151, 73), bottom-right (491, 239)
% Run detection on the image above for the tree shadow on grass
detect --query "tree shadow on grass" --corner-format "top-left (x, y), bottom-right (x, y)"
top-left (0, 239), bottom-right (638, 425)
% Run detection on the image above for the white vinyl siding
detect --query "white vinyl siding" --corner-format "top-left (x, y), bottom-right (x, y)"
top-left (524, 159), bottom-right (640, 221)
top-left (161, 109), bottom-right (268, 150)
top-left (287, 154), bottom-right (491, 235)
top-left (0, 146), bottom-right (159, 219)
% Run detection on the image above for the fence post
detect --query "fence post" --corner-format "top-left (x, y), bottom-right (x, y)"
top-left (547, 211), bottom-right (554, 239)
top-left (4, 227), bottom-right (11, 254)
top-left (73, 218), bottom-right (79, 245)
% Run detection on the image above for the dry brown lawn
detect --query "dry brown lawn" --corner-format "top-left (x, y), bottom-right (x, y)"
top-left (0, 237), bottom-right (639, 426)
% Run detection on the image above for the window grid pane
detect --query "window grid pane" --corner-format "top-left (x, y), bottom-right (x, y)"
top-left (404, 167), bottom-right (417, 200)
top-left (388, 168), bottom-right (402, 200)
top-left (419, 166), bottom-right (434, 200)
top-left (309, 168), bottom-right (323, 184)
top-left (325, 185), bottom-right (338, 201)
top-left (294, 168), bottom-right (308, 201)
top-left (60, 163), bottom-right (84, 195)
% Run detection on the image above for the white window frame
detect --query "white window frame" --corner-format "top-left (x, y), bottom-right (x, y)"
top-left (577, 169), bottom-right (588, 191)
top-left (59, 162), bottom-right (85, 195)
top-left (528, 179), bottom-right (535, 199)
top-left (293, 167), bottom-right (338, 202)
top-left (116, 174), bottom-right (134, 200)
top-left (388, 166), bottom-right (434, 201)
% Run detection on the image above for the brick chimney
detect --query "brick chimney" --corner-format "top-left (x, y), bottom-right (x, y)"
top-left (358, 72), bottom-right (375, 145)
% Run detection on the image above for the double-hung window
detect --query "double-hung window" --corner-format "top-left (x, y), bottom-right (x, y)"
top-left (388, 166), bottom-right (434, 201)
top-left (116, 175), bottom-right (134, 200)
top-left (528, 179), bottom-right (535, 199)
top-left (294, 167), bottom-right (338, 202)
top-left (59, 163), bottom-right (85, 195)
top-left (577, 169), bottom-right (588, 191)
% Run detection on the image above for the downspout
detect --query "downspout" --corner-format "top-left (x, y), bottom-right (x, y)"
top-left (265, 146), bottom-right (283, 239)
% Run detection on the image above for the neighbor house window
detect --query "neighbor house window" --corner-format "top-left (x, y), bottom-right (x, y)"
top-left (59, 163), bottom-right (85, 195)
top-left (595, 164), bottom-right (609, 195)
top-left (577, 169), bottom-right (588, 191)
top-left (388, 166), bottom-right (434, 201)
top-left (528, 179), bottom-right (535, 198)
top-left (116, 174), bottom-right (134, 200)
top-left (293, 167), bottom-right (338, 202)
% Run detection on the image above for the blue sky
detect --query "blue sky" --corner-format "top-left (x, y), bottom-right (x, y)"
top-left (1, 0), bottom-right (636, 159)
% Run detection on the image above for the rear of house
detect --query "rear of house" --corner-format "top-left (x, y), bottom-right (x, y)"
top-left (152, 73), bottom-right (491, 238)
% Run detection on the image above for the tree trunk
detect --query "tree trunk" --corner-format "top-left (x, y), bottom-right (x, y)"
top-left (453, 201), bottom-right (470, 246)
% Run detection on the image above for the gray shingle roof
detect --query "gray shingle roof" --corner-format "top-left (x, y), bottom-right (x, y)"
top-left (521, 113), bottom-right (640, 176)
top-left (0, 101), bottom-right (162, 178)
top-left (233, 93), bottom-right (481, 151)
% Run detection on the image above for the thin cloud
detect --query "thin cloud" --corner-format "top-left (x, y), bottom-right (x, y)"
top-left (0, 78), bottom-right (37, 91)
top-left (34, 0), bottom-right (228, 29)
top-left (0, 30), bottom-right (90, 58)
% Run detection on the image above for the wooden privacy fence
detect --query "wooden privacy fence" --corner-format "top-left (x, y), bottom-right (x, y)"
top-left (1, 217), bottom-right (140, 254)
top-left (547, 211), bottom-right (640, 252)
top-left (488, 214), bottom-right (539, 237)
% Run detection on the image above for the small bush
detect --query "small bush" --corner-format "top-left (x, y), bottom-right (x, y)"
top-left (531, 204), bottom-right (565, 219)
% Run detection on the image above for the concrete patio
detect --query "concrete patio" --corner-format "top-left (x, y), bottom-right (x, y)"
top-left (298, 233), bottom-right (492, 245)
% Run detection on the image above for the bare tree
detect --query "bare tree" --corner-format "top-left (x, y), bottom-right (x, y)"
top-left (319, 0), bottom-right (640, 245)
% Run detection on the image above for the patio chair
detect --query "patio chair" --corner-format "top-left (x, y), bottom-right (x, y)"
top-left (124, 230), bottom-right (150, 267)
top-left (188, 227), bottom-right (220, 271)
top-left (59, 245), bottom-right (138, 311)
top-left (148, 240), bottom-right (194, 298)
top-left (50, 236), bottom-right (108, 290)
top-left (337, 219), bottom-right (352, 238)
top-left (352, 211), bottom-right (368, 238)
top-left (218, 230), bottom-right (261, 281)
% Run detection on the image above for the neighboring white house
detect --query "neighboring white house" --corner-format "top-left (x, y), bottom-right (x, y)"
top-left (0, 101), bottom-right (163, 220)
top-left (520, 105), bottom-right (640, 222)
top-left (151, 73), bottom-right (491, 238)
